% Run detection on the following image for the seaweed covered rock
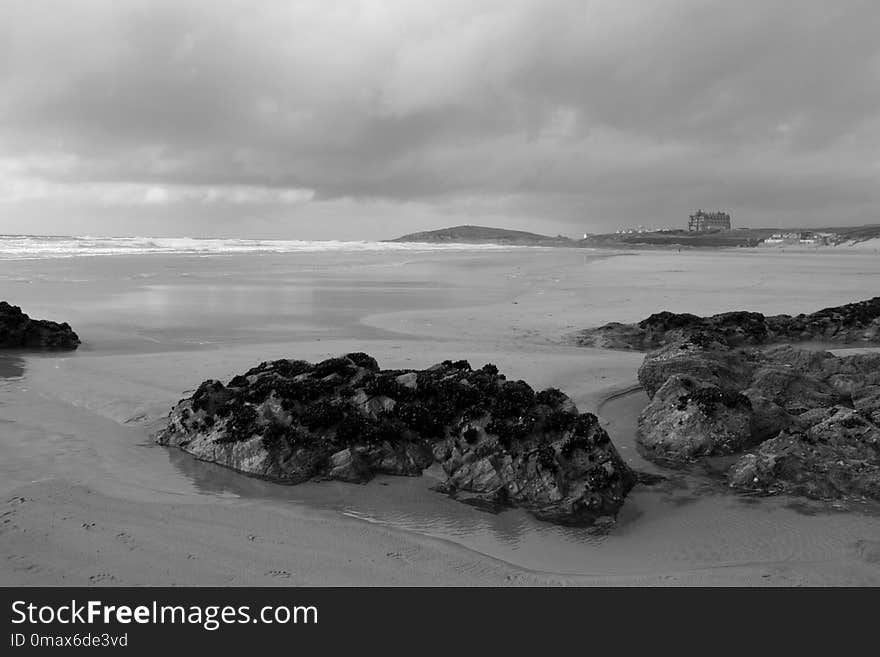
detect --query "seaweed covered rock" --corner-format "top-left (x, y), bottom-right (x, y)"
top-left (577, 296), bottom-right (880, 351)
top-left (728, 407), bottom-right (880, 500)
top-left (582, 296), bottom-right (880, 503)
top-left (0, 301), bottom-right (80, 350)
top-left (634, 337), bottom-right (880, 501)
top-left (637, 339), bottom-right (756, 398)
top-left (637, 375), bottom-right (755, 460)
top-left (740, 390), bottom-right (793, 442)
top-left (157, 353), bottom-right (636, 526)
top-left (749, 346), bottom-right (880, 413)
top-left (747, 364), bottom-right (842, 415)
top-left (854, 386), bottom-right (880, 425)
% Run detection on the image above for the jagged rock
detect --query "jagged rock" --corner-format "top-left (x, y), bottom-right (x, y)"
top-left (637, 375), bottom-right (755, 460)
top-left (578, 296), bottom-right (880, 351)
top-left (0, 301), bottom-right (80, 350)
top-left (762, 345), bottom-right (880, 384)
top-left (593, 297), bottom-right (880, 502)
top-left (637, 339), bottom-right (757, 398)
top-left (327, 448), bottom-right (371, 482)
top-left (750, 346), bottom-right (880, 414)
top-left (741, 389), bottom-right (793, 442)
top-left (747, 365), bottom-right (842, 415)
top-left (577, 321), bottom-right (648, 350)
top-left (157, 353), bottom-right (636, 526)
top-left (729, 407), bottom-right (880, 500)
top-left (854, 386), bottom-right (880, 425)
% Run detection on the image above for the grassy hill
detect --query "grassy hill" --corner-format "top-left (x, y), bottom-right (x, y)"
top-left (583, 228), bottom-right (777, 248)
top-left (584, 224), bottom-right (880, 248)
top-left (389, 225), bottom-right (573, 245)
top-left (388, 223), bottom-right (880, 249)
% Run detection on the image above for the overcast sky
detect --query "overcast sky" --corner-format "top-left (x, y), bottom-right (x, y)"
top-left (1, 0), bottom-right (878, 239)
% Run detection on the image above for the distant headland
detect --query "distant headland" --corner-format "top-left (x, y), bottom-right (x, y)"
top-left (387, 225), bottom-right (574, 246)
top-left (389, 223), bottom-right (880, 250)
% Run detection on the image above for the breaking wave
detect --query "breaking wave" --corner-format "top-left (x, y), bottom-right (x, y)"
top-left (0, 235), bottom-right (527, 259)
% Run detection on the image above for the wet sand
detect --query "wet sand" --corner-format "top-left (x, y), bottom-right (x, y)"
top-left (2, 248), bottom-right (879, 585)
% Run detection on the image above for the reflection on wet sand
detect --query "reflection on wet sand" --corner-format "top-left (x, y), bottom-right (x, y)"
top-left (161, 387), bottom-right (880, 576)
top-left (164, 446), bottom-right (566, 552)
top-left (0, 354), bottom-right (25, 379)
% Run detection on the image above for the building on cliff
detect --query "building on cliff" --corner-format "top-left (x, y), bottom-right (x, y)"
top-left (688, 210), bottom-right (731, 232)
top-left (763, 231), bottom-right (835, 246)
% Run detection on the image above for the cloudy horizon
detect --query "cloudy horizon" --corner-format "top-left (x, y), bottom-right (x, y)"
top-left (1, 0), bottom-right (878, 240)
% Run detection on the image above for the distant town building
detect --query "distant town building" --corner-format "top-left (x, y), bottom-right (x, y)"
top-left (615, 225), bottom-right (652, 234)
top-left (763, 231), bottom-right (835, 246)
top-left (688, 210), bottom-right (731, 232)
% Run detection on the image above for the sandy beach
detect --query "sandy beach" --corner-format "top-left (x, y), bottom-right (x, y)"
top-left (2, 247), bottom-right (879, 586)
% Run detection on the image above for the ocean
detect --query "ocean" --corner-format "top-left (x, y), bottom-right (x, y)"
top-left (0, 234), bottom-right (525, 259)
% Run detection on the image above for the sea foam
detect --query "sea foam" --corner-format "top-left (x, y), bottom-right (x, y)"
top-left (0, 235), bottom-right (526, 259)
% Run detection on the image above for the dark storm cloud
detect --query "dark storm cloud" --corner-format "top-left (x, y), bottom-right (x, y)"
top-left (0, 0), bottom-right (878, 236)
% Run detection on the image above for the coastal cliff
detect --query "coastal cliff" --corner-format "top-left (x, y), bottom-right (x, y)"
top-left (0, 302), bottom-right (80, 350)
top-left (157, 354), bottom-right (635, 526)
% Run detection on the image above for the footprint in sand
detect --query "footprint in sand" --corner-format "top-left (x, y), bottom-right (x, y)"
top-left (88, 573), bottom-right (117, 583)
top-left (114, 532), bottom-right (136, 548)
top-left (0, 515), bottom-right (21, 531)
top-left (384, 550), bottom-right (416, 566)
top-left (265, 570), bottom-right (291, 579)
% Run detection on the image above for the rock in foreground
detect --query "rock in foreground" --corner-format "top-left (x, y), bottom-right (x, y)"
top-left (728, 407), bottom-right (880, 500)
top-left (635, 338), bottom-right (880, 501)
top-left (577, 297), bottom-right (880, 350)
top-left (637, 374), bottom-right (755, 460)
top-left (157, 354), bottom-right (636, 526)
top-left (0, 301), bottom-right (80, 350)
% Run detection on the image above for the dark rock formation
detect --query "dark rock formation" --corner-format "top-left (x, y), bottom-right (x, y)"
top-left (0, 302), bottom-right (80, 350)
top-left (853, 386), bottom-right (880, 425)
top-left (634, 336), bottom-right (880, 501)
top-left (581, 298), bottom-right (880, 502)
top-left (741, 390), bottom-right (793, 443)
top-left (157, 353), bottom-right (636, 526)
top-left (637, 339), bottom-right (756, 398)
top-left (729, 407), bottom-right (880, 500)
top-left (577, 297), bottom-right (880, 350)
top-left (637, 374), bottom-right (755, 460)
